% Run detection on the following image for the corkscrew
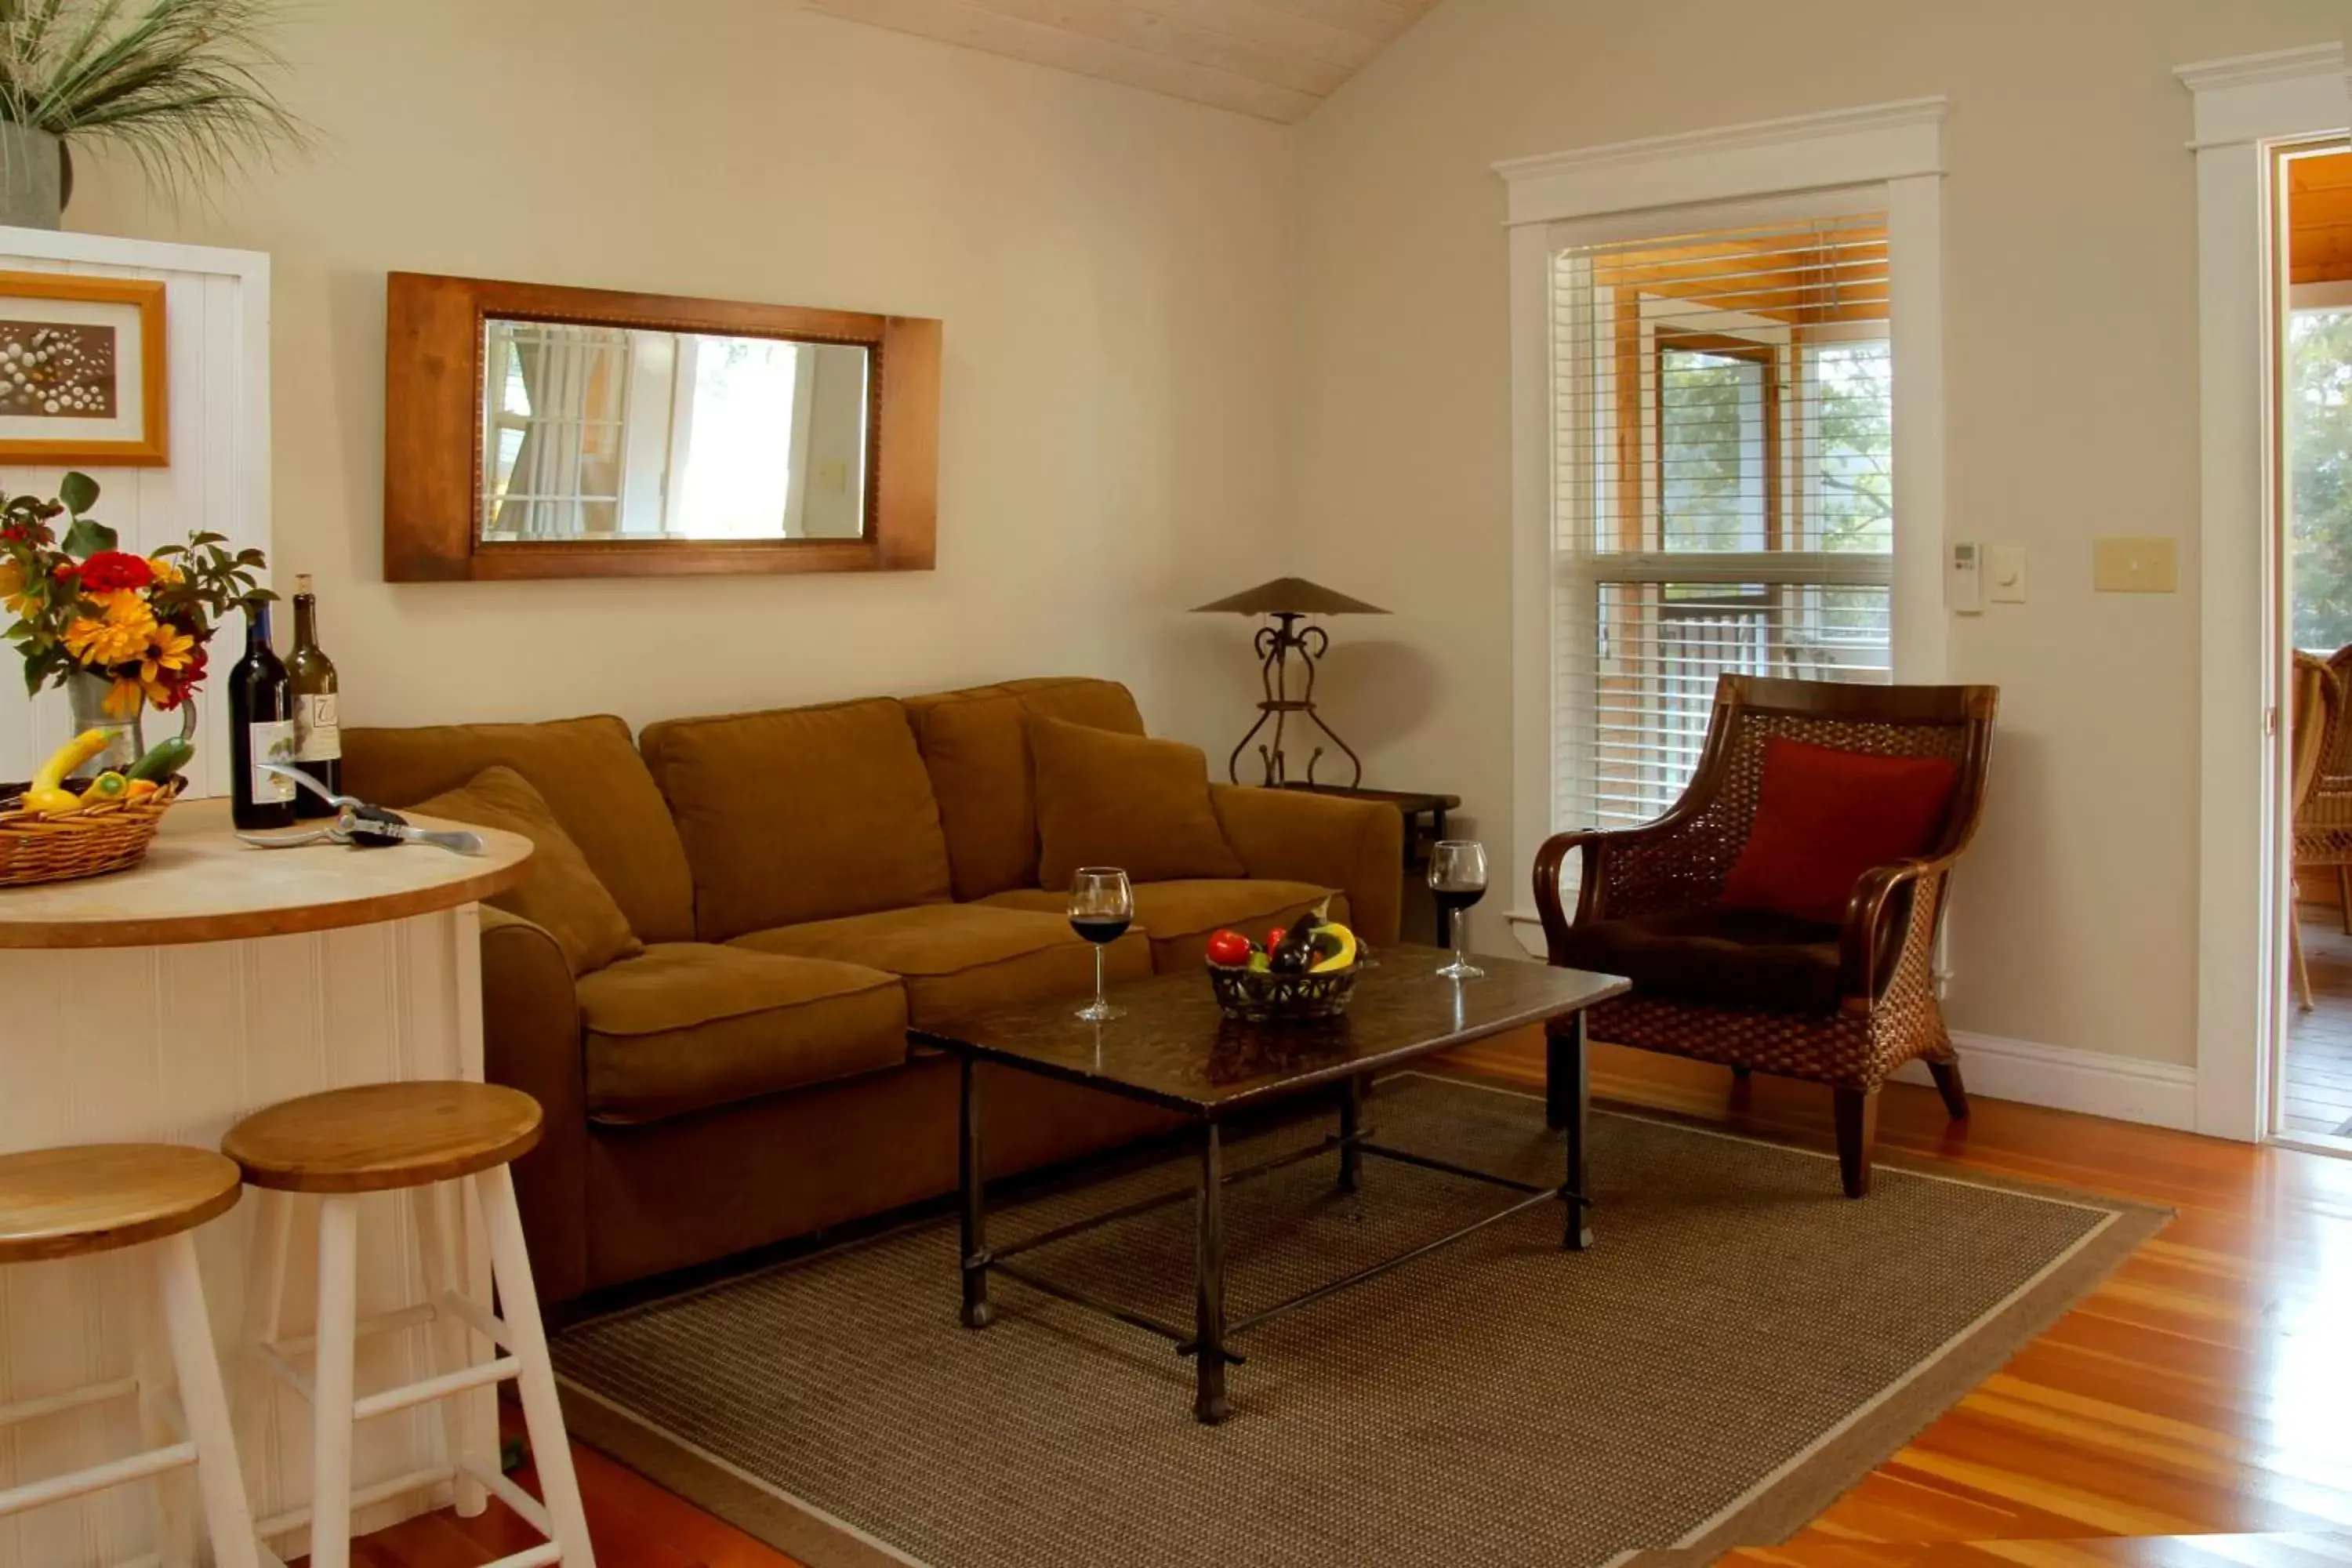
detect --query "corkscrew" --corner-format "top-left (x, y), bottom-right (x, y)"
top-left (235, 764), bottom-right (486, 856)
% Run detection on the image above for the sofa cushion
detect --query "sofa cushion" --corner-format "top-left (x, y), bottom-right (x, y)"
top-left (577, 943), bottom-right (907, 1124)
top-left (409, 767), bottom-right (641, 976)
top-left (1552, 908), bottom-right (1844, 1014)
top-left (731, 903), bottom-right (1151, 1028)
top-left (1031, 716), bottom-right (1245, 891)
top-left (641, 698), bottom-right (956, 941)
top-left (903, 677), bottom-right (1147, 902)
top-left (983, 880), bottom-right (1346, 971)
top-left (1720, 739), bottom-right (1958, 925)
top-left (342, 714), bottom-right (695, 942)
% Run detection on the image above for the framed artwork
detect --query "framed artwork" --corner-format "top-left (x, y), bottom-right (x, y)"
top-left (0, 270), bottom-right (167, 466)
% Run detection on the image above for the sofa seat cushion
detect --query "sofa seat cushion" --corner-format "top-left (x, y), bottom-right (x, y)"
top-left (577, 944), bottom-right (907, 1124)
top-left (1552, 908), bottom-right (1843, 1014)
top-left (731, 904), bottom-right (1151, 1029)
top-left (982, 880), bottom-right (1346, 971)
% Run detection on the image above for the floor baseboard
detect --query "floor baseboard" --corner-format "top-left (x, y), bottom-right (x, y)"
top-left (1896, 1033), bottom-right (2198, 1131)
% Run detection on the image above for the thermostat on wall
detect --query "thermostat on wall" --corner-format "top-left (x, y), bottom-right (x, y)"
top-left (1947, 542), bottom-right (1984, 614)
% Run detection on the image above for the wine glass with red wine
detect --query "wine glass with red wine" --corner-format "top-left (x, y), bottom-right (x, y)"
top-left (1069, 867), bottom-right (1134, 1022)
top-left (1428, 840), bottom-right (1487, 980)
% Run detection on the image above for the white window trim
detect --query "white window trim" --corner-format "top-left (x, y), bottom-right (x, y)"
top-left (2179, 44), bottom-right (2350, 1142)
top-left (1497, 99), bottom-right (1949, 934)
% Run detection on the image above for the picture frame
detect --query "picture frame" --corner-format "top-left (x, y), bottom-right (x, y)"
top-left (0, 270), bottom-right (168, 466)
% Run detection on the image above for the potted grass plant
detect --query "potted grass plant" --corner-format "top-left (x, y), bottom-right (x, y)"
top-left (0, 0), bottom-right (306, 229)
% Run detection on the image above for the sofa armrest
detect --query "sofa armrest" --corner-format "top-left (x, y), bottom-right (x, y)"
top-left (479, 906), bottom-right (590, 1310)
top-left (1210, 785), bottom-right (1403, 946)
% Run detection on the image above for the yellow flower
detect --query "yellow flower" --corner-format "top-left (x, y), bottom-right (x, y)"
top-left (62, 590), bottom-right (159, 667)
top-left (145, 555), bottom-right (182, 585)
top-left (136, 623), bottom-right (196, 706)
top-left (103, 676), bottom-right (143, 718)
top-left (0, 557), bottom-right (27, 618)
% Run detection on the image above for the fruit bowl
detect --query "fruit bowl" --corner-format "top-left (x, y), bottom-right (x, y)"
top-left (1206, 960), bottom-right (1362, 1024)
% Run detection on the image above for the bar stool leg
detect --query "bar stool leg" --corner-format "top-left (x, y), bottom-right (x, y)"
top-left (477, 1165), bottom-right (594, 1566)
top-left (308, 1196), bottom-right (361, 1568)
top-left (154, 1229), bottom-right (262, 1568)
top-left (408, 1181), bottom-right (488, 1516)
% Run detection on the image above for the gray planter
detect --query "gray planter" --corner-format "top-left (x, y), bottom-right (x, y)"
top-left (0, 124), bottom-right (64, 230)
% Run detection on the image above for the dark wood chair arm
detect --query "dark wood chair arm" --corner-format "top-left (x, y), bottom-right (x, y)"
top-left (1837, 852), bottom-right (1960, 1011)
top-left (1532, 820), bottom-right (1687, 962)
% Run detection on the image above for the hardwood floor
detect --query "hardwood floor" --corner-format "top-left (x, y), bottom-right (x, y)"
top-left (343, 1031), bottom-right (2352, 1567)
top-left (2288, 915), bottom-right (2352, 1138)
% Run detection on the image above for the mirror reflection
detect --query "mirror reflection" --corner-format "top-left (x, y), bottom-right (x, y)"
top-left (478, 318), bottom-right (871, 543)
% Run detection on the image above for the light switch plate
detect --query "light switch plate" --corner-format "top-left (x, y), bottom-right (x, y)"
top-left (2092, 535), bottom-right (2177, 593)
top-left (1989, 545), bottom-right (2027, 604)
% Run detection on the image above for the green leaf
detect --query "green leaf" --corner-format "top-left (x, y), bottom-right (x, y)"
top-left (56, 471), bottom-right (99, 515)
top-left (189, 531), bottom-right (226, 545)
top-left (60, 516), bottom-right (116, 557)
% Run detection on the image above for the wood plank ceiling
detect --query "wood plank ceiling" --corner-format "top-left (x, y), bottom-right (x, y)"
top-left (798, 0), bottom-right (1439, 122)
top-left (2292, 148), bottom-right (2352, 286)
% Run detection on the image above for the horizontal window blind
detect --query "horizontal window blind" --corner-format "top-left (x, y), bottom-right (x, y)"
top-left (1551, 215), bottom-right (1895, 836)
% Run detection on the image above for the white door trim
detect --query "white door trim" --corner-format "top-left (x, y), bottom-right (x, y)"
top-left (1496, 103), bottom-right (1948, 933)
top-left (2179, 44), bottom-right (2349, 1142)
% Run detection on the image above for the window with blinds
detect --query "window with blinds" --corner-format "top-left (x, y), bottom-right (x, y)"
top-left (1550, 214), bottom-right (1894, 833)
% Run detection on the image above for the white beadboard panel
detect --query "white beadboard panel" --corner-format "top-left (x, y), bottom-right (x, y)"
top-left (0, 905), bottom-right (482, 1566)
top-left (0, 227), bottom-right (269, 797)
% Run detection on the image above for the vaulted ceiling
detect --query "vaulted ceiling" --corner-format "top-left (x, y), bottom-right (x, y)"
top-left (800, 0), bottom-right (1439, 122)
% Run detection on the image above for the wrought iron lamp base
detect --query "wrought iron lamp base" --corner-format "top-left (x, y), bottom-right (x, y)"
top-left (1226, 611), bottom-right (1364, 788)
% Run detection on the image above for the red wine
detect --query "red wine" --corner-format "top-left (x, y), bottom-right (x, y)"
top-left (1070, 916), bottom-right (1131, 945)
top-left (1432, 884), bottom-right (1485, 940)
top-left (286, 573), bottom-right (341, 819)
top-left (228, 599), bottom-right (296, 831)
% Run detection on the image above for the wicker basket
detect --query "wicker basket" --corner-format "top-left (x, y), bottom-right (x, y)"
top-left (1207, 960), bottom-right (1362, 1024)
top-left (0, 778), bottom-right (182, 887)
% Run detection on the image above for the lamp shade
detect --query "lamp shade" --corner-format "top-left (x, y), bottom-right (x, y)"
top-left (1189, 576), bottom-right (1390, 617)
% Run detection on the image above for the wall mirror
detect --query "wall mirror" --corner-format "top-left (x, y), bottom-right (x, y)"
top-left (385, 273), bottom-right (939, 581)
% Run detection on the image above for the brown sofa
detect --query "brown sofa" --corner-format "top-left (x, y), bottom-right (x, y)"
top-left (343, 677), bottom-right (1403, 1308)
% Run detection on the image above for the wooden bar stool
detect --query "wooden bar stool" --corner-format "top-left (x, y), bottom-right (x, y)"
top-left (222, 1082), bottom-right (593, 1568)
top-left (0, 1144), bottom-right (260, 1568)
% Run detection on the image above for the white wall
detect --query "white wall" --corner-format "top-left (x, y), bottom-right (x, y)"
top-left (1291, 0), bottom-right (2350, 1068)
top-left (68, 0), bottom-right (1298, 757)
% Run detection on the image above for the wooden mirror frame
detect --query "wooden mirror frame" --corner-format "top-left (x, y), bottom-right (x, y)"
top-left (383, 272), bottom-right (939, 582)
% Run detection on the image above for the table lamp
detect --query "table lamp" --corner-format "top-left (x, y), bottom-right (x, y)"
top-left (1190, 575), bottom-right (1389, 788)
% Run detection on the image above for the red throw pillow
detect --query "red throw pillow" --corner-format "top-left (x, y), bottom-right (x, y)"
top-left (1719, 738), bottom-right (1959, 926)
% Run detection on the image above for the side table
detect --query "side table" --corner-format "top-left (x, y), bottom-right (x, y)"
top-left (1278, 782), bottom-right (1462, 944)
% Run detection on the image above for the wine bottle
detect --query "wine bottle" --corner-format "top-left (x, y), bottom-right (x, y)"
top-left (286, 573), bottom-right (341, 818)
top-left (228, 597), bottom-right (296, 831)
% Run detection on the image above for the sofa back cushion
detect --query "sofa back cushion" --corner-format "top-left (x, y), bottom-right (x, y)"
top-left (341, 714), bottom-right (696, 943)
top-left (641, 697), bottom-right (955, 940)
top-left (903, 677), bottom-right (1147, 900)
top-left (1031, 715), bottom-right (1246, 890)
top-left (407, 766), bottom-right (644, 976)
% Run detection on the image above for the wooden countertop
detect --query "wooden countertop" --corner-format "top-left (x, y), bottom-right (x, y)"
top-left (0, 797), bottom-right (532, 949)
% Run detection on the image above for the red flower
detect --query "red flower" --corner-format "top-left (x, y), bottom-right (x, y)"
top-left (151, 641), bottom-right (206, 710)
top-left (0, 520), bottom-right (48, 546)
top-left (58, 550), bottom-right (154, 592)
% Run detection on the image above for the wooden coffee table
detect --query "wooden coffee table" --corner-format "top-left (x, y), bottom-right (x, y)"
top-left (912, 946), bottom-right (1628, 1423)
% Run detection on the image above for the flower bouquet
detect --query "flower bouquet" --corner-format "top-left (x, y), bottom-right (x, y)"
top-left (0, 471), bottom-right (268, 764)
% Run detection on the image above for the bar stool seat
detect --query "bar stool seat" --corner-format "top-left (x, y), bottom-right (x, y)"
top-left (224, 1081), bottom-right (590, 1568)
top-left (0, 1144), bottom-right (243, 1261)
top-left (0, 1144), bottom-right (257, 1568)
top-left (221, 1081), bottom-right (541, 1194)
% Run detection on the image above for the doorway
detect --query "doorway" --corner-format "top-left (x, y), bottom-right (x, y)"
top-left (2278, 142), bottom-right (2352, 1152)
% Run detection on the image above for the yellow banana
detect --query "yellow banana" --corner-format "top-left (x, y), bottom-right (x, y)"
top-left (34, 729), bottom-right (112, 793)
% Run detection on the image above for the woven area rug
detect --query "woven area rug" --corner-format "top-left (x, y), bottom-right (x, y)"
top-left (552, 1074), bottom-right (2166, 1568)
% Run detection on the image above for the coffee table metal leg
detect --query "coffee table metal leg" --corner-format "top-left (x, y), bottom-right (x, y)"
top-left (1338, 1074), bottom-right (1363, 1192)
top-left (1193, 1120), bottom-right (1230, 1424)
top-left (959, 1054), bottom-right (993, 1328)
top-left (1548, 1012), bottom-right (1595, 1250)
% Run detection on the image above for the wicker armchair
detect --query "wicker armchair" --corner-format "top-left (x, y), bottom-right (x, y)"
top-left (2294, 644), bottom-right (2352, 932)
top-left (2290, 652), bottom-right (2343, 1009)
top-left (1533, 675), bottom-right (1998, 1197)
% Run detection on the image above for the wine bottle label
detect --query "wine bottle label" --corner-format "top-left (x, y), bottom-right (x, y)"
top-left (249, 720), bottom-right (296, 803)
top-left (295, 694), bottom-right (342, 762)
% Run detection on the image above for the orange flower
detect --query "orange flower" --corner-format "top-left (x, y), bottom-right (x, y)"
top-left (0, 557), bottom-right (30, 619)
top-left (62, 589), bottom-right (159, 666)
top-left (103, 676), bottom-right (143, 718)
top-left (136, 622), bottom-right (197, 706)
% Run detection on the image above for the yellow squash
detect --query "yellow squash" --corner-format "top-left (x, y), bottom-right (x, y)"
top-left (21, 729), bottom-right (115, 818)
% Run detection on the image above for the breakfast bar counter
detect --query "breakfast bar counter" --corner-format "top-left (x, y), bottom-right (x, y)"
top-left (0, 799), bottom-right (532, 1565)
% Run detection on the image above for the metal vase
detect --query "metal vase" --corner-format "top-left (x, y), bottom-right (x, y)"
top-left (0, 124), bottom-right (64, 230)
